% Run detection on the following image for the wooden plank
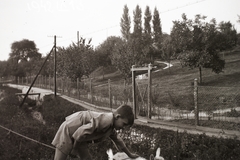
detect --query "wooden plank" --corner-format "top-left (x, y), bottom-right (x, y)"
top-left (131, 67), bottom-right (149, 71)
top-left (15, 93), bottom-right (40, 96)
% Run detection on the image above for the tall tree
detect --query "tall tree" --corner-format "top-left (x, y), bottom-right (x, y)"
top-left (143, 6), bottom-right (153, 61)
top-left (132, 5), bottom-right (144, 62)
top-left (120, 5), bottom-right (131, 41)
top-left (133, 5), bottom-right (142, 38)
top-left (152, 7), bottom-right (163, 59)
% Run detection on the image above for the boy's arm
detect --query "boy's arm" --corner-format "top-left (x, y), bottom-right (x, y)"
top-left (109, 130), bottom-right (139, 159)
top-left (72, 118), bottom-right (96, 142)
top-left (121, 147), bottom-right (139, 158)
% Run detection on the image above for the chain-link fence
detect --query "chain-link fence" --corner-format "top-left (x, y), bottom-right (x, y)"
top-left (16, 76), bottom-right (240, 130)
top-left (136, 81), bottom-right (194, 120)
top-left (198, 86), bottom-right (240, 123)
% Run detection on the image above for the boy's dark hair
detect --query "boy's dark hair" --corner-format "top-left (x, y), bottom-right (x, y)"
top-left (116, 104), bottom-right (134, 126)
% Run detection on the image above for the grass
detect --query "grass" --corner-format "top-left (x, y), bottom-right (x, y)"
top-left (85, 47), bottom-right (240, 130)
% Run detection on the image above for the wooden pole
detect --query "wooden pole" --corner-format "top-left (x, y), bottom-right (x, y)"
top-left (54, 35), bottom-right (57, 97)
top-left (90, 78), bottom-right (93, 104)
top-left (132, 65), bottom-right (137, 119)
top-left (19, 46), bottom-right (54, 108)
top-left (77, 31), bottom-right (80, 47)
top-left (108, 79), bottom-right (112, 110)
top-left (148, 63), bottom-right (152, 119)
top-left (194, 78), bottom-right (199, 126)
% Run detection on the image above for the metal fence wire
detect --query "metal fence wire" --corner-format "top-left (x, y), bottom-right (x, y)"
top-left (16, 76), bottom-right (240, 129)
top-left (198, 86), bottom-right (240, 123)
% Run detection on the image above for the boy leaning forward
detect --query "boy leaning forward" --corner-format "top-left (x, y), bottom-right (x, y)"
top-left (52, 104), bottom-right (140, 160)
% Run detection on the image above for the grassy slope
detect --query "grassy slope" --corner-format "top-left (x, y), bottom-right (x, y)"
top-left (91, 47), bottom-right (240, 87)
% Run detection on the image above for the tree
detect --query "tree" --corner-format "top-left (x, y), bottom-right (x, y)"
top-left (0, 61), bottom-right (8, 78)
top-left (9, 39), bottom-right (40, 62)
top-left (171, 13), bottom-right (192, 54)
top-left (142, 6), bottom-right (153, 61)
top-left (133, 5), bottom-right (142, 38)
top-left (57, 38), bottom-right (96, 81)
top-left (161, 34), bottom-right (174, 72)
top-left (8, 39), bottom-right (41, 81)
top-left (152, 7), bottom-right (163, 59)
top-left (120, 5), bottom-right (131, 41)
top-left (237, 15), bottom-right (240, 23)
top-left (95, 36), bottom-right (123, 78)
top-left (95, 36), bottom-right (122, 67)
top-left (110, 39), bottom-right (142, 79)
top-left (171, 14), bottom-right (226, 83)
top-left (217, 21), bottom-right (237, 50)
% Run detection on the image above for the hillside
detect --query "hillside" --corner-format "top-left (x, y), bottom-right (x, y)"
top-left (90, 46), bottom-right (240, 87)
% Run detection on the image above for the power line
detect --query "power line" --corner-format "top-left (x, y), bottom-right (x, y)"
top-left (159, 0), bottom-right (208, 14)
top-left (38, 0), bottom-right (210, 49)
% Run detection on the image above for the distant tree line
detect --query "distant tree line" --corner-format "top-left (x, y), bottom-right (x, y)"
top-left (0, 5), bottom-right (238, 83)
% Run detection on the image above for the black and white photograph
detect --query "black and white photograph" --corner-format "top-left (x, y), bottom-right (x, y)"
top-left (0, 0), bottom-right (240, 159)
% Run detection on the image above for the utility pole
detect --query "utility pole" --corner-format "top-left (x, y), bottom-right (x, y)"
top-left (48, 35), bottom-right (62, 98)
top-left (77, 31), bottom-right (80, 47)
top-left (54, 35), bottom-right (57, 97)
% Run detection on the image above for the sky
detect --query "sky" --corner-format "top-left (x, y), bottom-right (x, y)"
top-left (0, 0), bottom-right (239, 61)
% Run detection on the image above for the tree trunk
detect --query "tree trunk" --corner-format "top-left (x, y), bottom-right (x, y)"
top-left (199, 66), bottom-right (202, 84)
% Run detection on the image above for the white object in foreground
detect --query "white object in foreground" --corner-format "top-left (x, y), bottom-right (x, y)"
top-left (107, 147), bottom-right (164, 160)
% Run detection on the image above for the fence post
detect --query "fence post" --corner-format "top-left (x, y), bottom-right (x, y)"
top-left (148, 63), bottom-right (152, 119)
top-left (132, 65), bottom-right (137, 119)
top-left (49, 75), bottom-right (51, 89)
top-left (108, 79), bottom-right (112, 110)
top-left (77, 78), bottom-right (80, 99)
top-left (194, 78), bottom-right (199, 126)
top-left (90, 78), bottom-right (93, 104)
top-left (61, 78), bottom-right (63, 94)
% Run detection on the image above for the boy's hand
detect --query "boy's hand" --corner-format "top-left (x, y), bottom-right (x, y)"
top-left (129, 153), bottom-right (140, 159)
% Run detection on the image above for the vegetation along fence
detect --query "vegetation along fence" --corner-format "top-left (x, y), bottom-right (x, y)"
top-left (16, 76), bottom-right (240, 129)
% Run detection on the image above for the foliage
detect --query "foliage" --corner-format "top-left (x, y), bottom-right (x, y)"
top-left (110, 40), bottom-right (143, 79)
top-left (95, 36), bottom-right (122, 67)
top-left (142, 6), bottom-right (155, 62)
top-left (132, 5), bottom-right (142, 40)
top-left (152, 7), bottom-right (163, 59)
top-left (120, 5), bottom-right (131, 41)
top-left (7, 39), bottom-right (42, 81)
top-left (161, 34), bottom-right (174, 62)
top-left (171, 14), bottom-right (234, 83)
top-left (0, 60), bottom-right (8, 78)
top-left (57, 38), bottom-right (96, 80)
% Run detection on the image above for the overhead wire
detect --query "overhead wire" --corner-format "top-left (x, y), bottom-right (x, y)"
top-left (38, 0), bottom-right (210, 49)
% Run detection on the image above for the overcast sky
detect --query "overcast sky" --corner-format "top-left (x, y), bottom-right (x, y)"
top-left (0, 0), bottom-right (239, 61)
